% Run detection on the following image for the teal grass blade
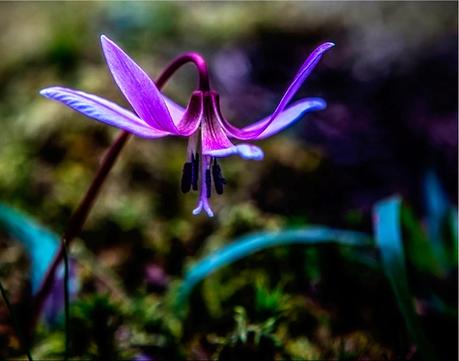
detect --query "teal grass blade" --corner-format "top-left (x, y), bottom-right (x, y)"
top-left (450, 207), bottom-right (458, 264)
top-left (0, 204), bottom-right (59, 294)
top-left (373, 196), bottom-right (435, 360)
top-left (424, 170), bottom-right (450, 265)
top-left (178, 227), bottom-right (372, 304)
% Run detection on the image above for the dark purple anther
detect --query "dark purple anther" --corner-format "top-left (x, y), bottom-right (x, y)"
top-left (212, 159), bottom-right (226, 195)
top-left (181, 162), bottom-right (192, 193)
top-left (205, 168), bottom-right (212, 198)
top-left (192, 153), bottom-right (199, 190)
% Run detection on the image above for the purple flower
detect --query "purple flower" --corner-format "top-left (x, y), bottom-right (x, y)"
top-left (40, 35), bottom-right (333, 217)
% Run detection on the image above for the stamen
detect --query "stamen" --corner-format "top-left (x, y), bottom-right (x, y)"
top-left (205, 168), bottom-right (212, 198)
top-left (180, 162), bottom-right (192, 193)
top-left (212, 159), bottom-right (226, 195)
top-left (192, 153), bottom-right (199, 191)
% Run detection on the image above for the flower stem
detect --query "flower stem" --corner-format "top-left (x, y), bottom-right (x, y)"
top-left (156, 52), bottom-right (210, 91)
top-left (0, 280), bottom-right (33, 361)
top-left (30, 130), bottom-right (131, 333)
top-left (30, 51), bottom-right (211, 334)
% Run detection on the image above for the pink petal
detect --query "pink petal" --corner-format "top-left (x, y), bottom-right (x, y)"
top-left (40, 87), bottom-right (170, 138)
top-left (200, 92), bottom-right (234, 156)
top-left (175, 91), bottom-right (203, 137)
top-left (201, 111), bottom-right (234, 155)
top-left (100, 35), bottom-right (178, 134)
top-left (201, 92), bottom-right (263, 160)
top-left (222, 42), bottom-right (334, 140)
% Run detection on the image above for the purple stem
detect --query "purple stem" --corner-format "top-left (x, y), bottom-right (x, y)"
top-left (30, 51), bottom-right (210, 333)
top-left (156, 52), bottom-right (210, 91)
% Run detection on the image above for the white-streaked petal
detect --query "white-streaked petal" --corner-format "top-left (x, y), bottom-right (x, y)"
top-left (40, 87), bottom-right (170, 138)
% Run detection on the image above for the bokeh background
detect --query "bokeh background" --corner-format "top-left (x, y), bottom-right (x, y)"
top-left (0, 2), bottom-right (457, 360)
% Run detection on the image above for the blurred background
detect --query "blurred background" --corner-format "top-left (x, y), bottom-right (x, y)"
top-left (0, 2), bottom-right (457, 360)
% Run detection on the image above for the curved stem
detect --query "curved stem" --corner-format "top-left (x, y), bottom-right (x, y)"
top-left (156, 52), bottom-right (210, 91)
top-left (30, 130), bottom-right (131, 333)
top-left (30, 51), bottom-right (210, 333)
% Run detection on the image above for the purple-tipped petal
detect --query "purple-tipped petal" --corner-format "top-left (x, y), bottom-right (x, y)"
top-left (206, 144), bottom-right (264, 160)
top-left (40, 87), bottom-right (170, 138)
top-left (100, 35), bottom-right (178, 133)
top-left (221, 42), bottom-right (334, 140)
top-left (238, 98), bottom-right (326, 140)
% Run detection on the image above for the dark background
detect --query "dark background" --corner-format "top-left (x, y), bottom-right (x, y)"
top-left (0, 2), bottom-right (456, 359)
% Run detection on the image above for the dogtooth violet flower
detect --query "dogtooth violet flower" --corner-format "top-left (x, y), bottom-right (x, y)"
top-left (40, 35), bottom-right (334, 217)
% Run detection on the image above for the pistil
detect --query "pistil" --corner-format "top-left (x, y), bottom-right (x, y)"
top-left (192, 153), bottom-right (199, 190)
top-left (205, 168), bottom-right (212, 198)
top-left (192, 154), bottom-right (214, 217)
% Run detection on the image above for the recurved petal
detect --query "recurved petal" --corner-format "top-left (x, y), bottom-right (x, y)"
top-left (222, 42), bottom-right (334, 140)
top-left (269, 42), bottom-right (334, 123)
top-left (40, 87), bottom-right (170, 138)
top-left (237, 98), bottom-right (326, 140)
top-left (100, 35), bottom-right (178, 133)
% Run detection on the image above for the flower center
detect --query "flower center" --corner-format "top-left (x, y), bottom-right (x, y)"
top-left (179, 90), bottom-right (232, 217)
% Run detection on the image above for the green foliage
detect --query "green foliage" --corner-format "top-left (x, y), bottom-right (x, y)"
top-left (215, 306), bottom-right (288, 361)
top-left (254, 280), bottom-right (288, 319)
top-left (373, 197), bottom-right (434, 360)
top-left (69, 294), bottom-right (124, 359)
